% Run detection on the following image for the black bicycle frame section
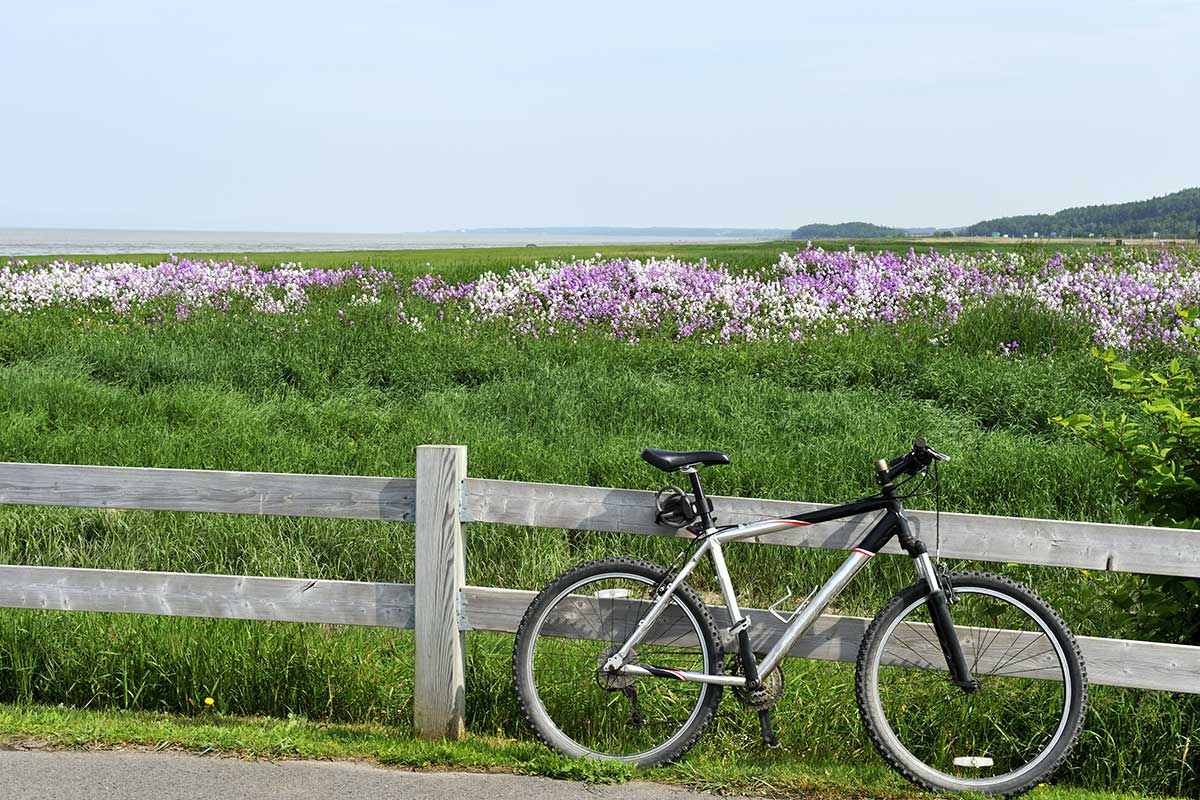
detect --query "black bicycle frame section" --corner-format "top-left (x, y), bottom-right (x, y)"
top-left (713, 470), bottom-right (979, 693)
top-left (617, 454), bottom-right (978, 694)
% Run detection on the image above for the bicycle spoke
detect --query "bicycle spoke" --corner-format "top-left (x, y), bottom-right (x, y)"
top-left (863, 579), bottom-right (1079, 793)
top-left (517, 565), bottom-right (716, 763)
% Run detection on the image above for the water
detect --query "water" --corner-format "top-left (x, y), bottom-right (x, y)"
top-left (0, 228), bottom-right (784, 258)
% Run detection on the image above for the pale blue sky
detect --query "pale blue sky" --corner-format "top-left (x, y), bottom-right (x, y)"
top-left (2, 0), bottom-right (1197, 232)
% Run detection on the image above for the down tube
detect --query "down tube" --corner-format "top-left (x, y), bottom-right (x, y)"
top-left (758, 549), bottom-right (875, 675)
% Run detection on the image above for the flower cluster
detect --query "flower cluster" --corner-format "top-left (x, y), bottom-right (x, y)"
top-left (0, 256), bottom-right (418, 324)
top-left (5, 247), bottom-right (1197, 351)
top-left (410, 246), bottom-right (1200, 350)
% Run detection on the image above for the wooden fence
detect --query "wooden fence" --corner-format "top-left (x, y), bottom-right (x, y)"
top-left (1, 444), bottom-right (1199, 740)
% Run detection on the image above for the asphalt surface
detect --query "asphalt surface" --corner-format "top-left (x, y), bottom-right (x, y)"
top-left (0, 749), bottom-right (750, 800)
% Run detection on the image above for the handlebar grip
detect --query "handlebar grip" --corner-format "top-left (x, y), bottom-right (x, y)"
top-left (877, 439), bottom-right (947, 485)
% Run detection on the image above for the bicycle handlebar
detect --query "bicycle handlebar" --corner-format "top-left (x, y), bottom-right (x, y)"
top-left (877, 438), bottom-right (949, 483)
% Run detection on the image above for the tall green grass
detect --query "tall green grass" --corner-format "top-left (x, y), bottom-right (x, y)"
top-left (0, 242), bottom-right (1196, 795)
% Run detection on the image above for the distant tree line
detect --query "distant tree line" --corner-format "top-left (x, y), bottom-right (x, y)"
top-left (791, 187), bottom-right (1200, 241)
top-left (790, 222), bottom-right (907, 239)
top-left (959, 187), bottom-right (1200, 239)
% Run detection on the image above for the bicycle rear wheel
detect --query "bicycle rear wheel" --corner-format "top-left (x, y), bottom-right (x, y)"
top-left (511, 557), bottom-right (722, 766)
top-left (856, 571), bottom-right (1087, 796)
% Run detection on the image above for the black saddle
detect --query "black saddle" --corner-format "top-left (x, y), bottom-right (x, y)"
top-left (641, 448), bottom-right (731, 472)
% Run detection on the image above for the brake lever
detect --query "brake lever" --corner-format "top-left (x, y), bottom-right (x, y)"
top-left (915, 437), bottom-right (950, 463)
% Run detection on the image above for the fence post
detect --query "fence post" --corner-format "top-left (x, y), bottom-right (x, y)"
top-left (414, 444), bottom-right (467, 740)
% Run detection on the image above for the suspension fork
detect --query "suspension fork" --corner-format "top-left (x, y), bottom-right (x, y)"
top-left (878, 463), bottom-right (978, 693)
top-left (927, 589), bottom-right (979, 692)
top-left (906, 526), bottom-right (979, 692)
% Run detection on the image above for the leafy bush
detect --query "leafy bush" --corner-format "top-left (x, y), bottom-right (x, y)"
top-left (1052, 310), bottom-right (1200, 644)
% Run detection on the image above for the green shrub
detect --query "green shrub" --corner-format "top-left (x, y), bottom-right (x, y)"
top-left (1051, 309), bottom-right (1200, 644)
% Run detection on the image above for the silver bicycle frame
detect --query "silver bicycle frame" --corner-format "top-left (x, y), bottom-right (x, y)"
top-left (602, 519), bottom-right (889, 686)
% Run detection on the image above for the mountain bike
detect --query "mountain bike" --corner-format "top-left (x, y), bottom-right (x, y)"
top-left (511, 439), bottom-right (1088, 796)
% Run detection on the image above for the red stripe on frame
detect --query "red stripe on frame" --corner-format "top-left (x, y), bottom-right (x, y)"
top-left (775, 520), bottom-right (811, 527)
top-left (853, 548), bottom-right (876, 558)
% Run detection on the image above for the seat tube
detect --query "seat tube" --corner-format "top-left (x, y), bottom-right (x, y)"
top-left (709, 537), bottom-right (763, 687)
top-left (708, 538), bottom-right (741, 622)
top-left (683, 468), bottom-right (715, 531)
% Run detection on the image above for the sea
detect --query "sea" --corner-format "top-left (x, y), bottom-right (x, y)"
top-left (0, 228), bottom-right (783, 258)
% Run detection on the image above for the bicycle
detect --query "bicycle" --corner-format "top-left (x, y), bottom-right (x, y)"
top-left (511, 439), bottom-right (1088, 796)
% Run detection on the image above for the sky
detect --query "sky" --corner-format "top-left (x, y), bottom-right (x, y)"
top-left (2, 0), bottom-right (1198, 232)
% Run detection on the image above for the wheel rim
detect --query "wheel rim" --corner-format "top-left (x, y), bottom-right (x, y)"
top-left (867, 586), bottom-right (1074, 790)
top-left (523, 572), bottom-right (712, 761)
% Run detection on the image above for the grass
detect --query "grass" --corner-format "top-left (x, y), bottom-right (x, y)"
top-left (12, 236), bottom-right (1115, 278)
top-left (0, 701), bottom-right (1182, 800)
top-left (1, 240), bottom-right (1197, 796)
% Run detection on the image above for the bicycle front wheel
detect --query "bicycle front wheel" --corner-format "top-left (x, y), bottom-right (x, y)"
top-left (512, 557), bottom-right (722, 766)
top-left (856, 571), bottom-right (1087, 796)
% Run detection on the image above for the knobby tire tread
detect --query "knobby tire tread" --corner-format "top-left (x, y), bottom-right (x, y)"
top-left (854, 570), bottom-right (1088, 797)
top-left (511, 556), bottom-right (724, 767)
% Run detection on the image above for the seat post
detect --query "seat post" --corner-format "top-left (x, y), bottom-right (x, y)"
top-left (682, 467), bottom-right (715, 531)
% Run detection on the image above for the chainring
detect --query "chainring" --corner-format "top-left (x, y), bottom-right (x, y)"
top-left (728, 655), bottom-right (785, 711)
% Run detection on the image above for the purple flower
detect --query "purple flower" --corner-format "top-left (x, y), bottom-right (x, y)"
top-left (409, 245), bottom-right (1200, 350)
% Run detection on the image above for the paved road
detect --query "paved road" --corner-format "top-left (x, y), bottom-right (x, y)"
top-left (0, 749), bottom-right (749, 800)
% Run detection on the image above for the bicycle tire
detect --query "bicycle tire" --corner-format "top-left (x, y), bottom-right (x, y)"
top-left (855, 570), bottom-right (1087, 796)
top-left (512, 557), bottom-right (723, 766)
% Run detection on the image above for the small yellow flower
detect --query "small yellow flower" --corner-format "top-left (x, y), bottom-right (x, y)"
top-left (204, 697), bottom-right (215, 706)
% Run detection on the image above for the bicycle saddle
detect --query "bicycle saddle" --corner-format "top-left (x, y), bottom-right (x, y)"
top-left (641, 448), bottom-right (731, 471)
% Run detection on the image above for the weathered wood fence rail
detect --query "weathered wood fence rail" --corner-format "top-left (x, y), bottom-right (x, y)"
top-left (2, 445), bottom-right (1199, 740)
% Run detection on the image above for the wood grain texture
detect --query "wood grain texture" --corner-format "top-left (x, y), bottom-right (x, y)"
top-left (461, 586), bottom-right (1200, 693)
top-left (0, 565), bottom-right (415, 627)
top-left (5, 457), bottom-right (1197, 705)
top-left (414, 446), bottom-right (467, 741)
top-left (0, 463), bottom-right (415, 521)
top-left (462, 478), bottom-right (1200, 577)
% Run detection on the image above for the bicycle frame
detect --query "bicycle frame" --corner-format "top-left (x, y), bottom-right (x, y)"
top-left (603, 481), bottom-right (955, 688)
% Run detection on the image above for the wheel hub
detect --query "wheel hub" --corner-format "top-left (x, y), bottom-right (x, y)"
top-left (596, 644), bottom-right (637, 690)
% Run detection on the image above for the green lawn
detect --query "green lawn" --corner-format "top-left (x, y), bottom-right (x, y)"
top-left (0, 702), bottom-right (1181, 800)
top-left (0, 240), bottom-right (1196, 796)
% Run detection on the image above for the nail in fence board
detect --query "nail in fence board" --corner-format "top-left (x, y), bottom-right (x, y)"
top-left (414, 445), bottom-right (468, 741)
top-left (462, 478), bottom-right (1200, 578)
top-left (0, 463), bottom-right (415, 521)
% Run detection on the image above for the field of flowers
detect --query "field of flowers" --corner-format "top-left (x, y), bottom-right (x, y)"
top-left (1, 242), bottom-right (1197, 796)
top-left (0, 256), bottom-right (420, 326)
top-left (5, 245), bottom-right (1198, 351)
